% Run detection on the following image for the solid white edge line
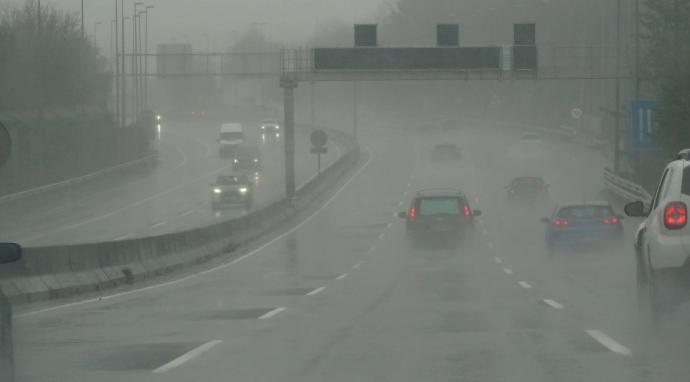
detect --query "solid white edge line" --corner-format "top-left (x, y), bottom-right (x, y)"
top-left (585, 330), bottom-right (632, 356)
top-left (151, 221), bottom-right (168, 228)
top-left (503, 268), bottom-right (513, 275)
top-left (518, 281), bottom-right (532, 289)
top-left (542, 299), bottom-right (564, 309)
top-left (258, 307), bottom-right (287, 320)
top-left (113, 234), bottom-right (133, 241)
top-left (17, 147), bottom-right (374, 319)
top-left (152, 340), bottom-right (222, 374)
top-left (336, 273), bottom-right (348, 280)
top-left (353, 260), bottom-right (364, 269)
top-left (306, 286), bottom-right (326, 296)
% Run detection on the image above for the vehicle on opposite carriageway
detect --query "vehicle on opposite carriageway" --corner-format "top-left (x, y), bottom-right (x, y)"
top-left (211, 174), bottom-right (254, 209)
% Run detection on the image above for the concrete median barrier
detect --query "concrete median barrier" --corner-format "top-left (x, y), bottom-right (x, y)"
top-left (0, 129), bottom-right (360, 305)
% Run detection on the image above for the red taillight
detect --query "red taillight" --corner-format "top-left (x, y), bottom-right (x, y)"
top-left (432, 149), bottom-right (440, 155)
top-left (664, 202), bottom-right (687, 229)
top-left (602, 216), bottom-right (620, 225)
top-left (463, 204), bottom-right (471, 216)
top-left (552, 218), bottom-right (571, 227)
top-left (408, 207), bottom-right (417, 219)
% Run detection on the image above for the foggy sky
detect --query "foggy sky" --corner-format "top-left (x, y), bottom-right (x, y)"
top-left (10, 0), bottom-right (388, 52)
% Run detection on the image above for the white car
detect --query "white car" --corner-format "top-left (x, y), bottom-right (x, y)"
top-left (625, 149), bottom-right (690, 324)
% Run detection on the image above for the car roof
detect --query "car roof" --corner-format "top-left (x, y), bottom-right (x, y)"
top-left (221, 123), bottom-right (242, 130)
top-left (415, 188), bottom-right (466, 198)
top-left (557, 201), bottom-right (611, 208)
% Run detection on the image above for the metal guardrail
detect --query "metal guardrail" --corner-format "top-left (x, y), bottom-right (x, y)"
top-left (603, 166), bottom-right (652, 204)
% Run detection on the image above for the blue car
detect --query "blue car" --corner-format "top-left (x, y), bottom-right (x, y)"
top-left (541, 201), bottom-right (623, 255)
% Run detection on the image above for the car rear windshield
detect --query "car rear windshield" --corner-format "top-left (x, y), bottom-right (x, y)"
top-left (220, 132), bottom-right (243, 140)
top-left (418, 197), bottom-right (461, 215)
top-left (682, 166), bottom-right (690, 195)
top-left (217, 176), bottom-right (248, 185)
top-left (557, 206), bottom-right (613, 218)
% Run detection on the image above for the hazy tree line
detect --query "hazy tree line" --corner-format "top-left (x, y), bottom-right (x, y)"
top-left (642, 0), bottom-right (690, 153)
top-left (0, 1), bottom-right (110, 113)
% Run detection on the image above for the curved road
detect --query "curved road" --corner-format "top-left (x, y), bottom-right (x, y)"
top-left (0, 117), bottom-right (340, 246)
top-left (14, 119), bottom-right (690, 382)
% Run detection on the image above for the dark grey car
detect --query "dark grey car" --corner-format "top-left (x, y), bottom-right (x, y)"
top-left (399, 189), bottom-right (481, 247)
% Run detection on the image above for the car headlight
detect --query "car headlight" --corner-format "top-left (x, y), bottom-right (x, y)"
top-left (156, 114), bottom-right (162, 121)
top-left (261, 125), bottom-right (266, 130)
top-left (275, 125), bottom-right (280, 130)
top-left (253, 158), bottom-right (259, 163)
top-left (213, 188), bottom-right (222, 194)
top-left (239, 187), bottom-right (248, 194)
top-left (233, 159), bottom-right (239, 164)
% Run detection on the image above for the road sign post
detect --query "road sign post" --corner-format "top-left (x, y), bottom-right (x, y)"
top-left (310, 130), bottom-right (328, 173)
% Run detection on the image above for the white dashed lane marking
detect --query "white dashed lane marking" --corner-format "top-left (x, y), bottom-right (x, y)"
top-left (585, 330), bottom-right (632, 356)
top-left (151, 221), bottom-right (168, 228)
top-left (487, 242), bottom-right (494, 249)
top-left (353, 261), bottom-right (364, 269)
top-left (178, 209), bottom-right (195, 217)
top-left (258, 307), bottom-right (287, 320)
top-left (518, 281), bottom-right (532, 289)
top-left (378, 233), bottom-right (385, 239)
top-left (493, 257), bottom-right (502, 264)
top-left (114, 234), bottom-right (133, 241)
top-left (336, 273), bottom-right (348, 280)
top-left (503, 268), bottom-right (513, 275)
top-left (153, 340), bottom-right (222, 374)
top-left (306, 286), bottom-right (326, 296)
top-left (367, 246), bottom-right (376, 254)
top-left (542, 299), bottom-right (564, 309)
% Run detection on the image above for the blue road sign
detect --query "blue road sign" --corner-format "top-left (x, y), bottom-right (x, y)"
top-left (630, 99), bottom-right (660, 151)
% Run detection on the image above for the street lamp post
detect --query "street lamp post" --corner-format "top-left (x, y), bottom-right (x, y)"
top-left (94, 21), bottom-right (101, 43)
top-left (133, 2), bottom-right (143, 119)
top-left (144, 6), bottom-right (154, 110)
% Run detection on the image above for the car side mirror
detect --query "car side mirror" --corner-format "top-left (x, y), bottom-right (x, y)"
top-left (624, 201), bottom-right (648, 217)
top-left (397, 211), bottom-right (407, 219)
top-left (540, 217), bottom-right (550, 223)
top-left (0, 243), bottom-right (22, 264)
top-left (473, 209), bottom-right (482, 217)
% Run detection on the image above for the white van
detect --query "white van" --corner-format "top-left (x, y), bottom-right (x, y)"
top-left (218, 123), bottom-right (244, 156)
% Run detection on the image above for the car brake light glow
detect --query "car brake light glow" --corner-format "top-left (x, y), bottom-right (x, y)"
top-left (602, 216), bottom-right (620, 225)
top-left (552, 218), bottom-right (571, 227)
top-left (432, 149), bottom-right (439, 155)
top-left (664, 202), bottom-right (687, 229)
top-left (463, 204), bottom-right (471, 216)
top-left (408, 207), bottom-right (417, 218)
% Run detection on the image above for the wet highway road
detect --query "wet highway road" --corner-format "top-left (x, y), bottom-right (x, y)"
top-left (14, 121), bottom-right (690, 382)
top-left (0, 117), bottom-right (340, 246)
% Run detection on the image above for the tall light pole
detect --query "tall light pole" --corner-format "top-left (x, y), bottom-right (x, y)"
top-left (132, 2), bottom-right (143, 120)
top-left (81, 0), bottom-right (84, 38)
top-left (144, 5), bottom-right (154, 110)
top-left (94, 21), bottom-right (101, 43)
top-left (120, 0), bottom-right (126, 126)
top-left (138, 10), bottom-right (146, 113)
top-left (114, 0), bottom-right (119, 128)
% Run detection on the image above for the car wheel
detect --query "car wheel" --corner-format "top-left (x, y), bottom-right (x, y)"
top-left (637, 242), bottom-right (662, 328)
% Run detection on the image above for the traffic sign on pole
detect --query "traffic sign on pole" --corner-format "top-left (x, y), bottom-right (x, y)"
top-left (630, 99), bottom-right (660, 151)
top-left (571, 107), bottom-right (583, 119)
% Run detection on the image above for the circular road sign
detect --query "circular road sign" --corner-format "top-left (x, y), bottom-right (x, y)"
top-left (571, 107), bottom-right (583, 119)
top-left (0, 123), bottom-right (11, 168)
top-left (310, 130), bottom-right (328, 147)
